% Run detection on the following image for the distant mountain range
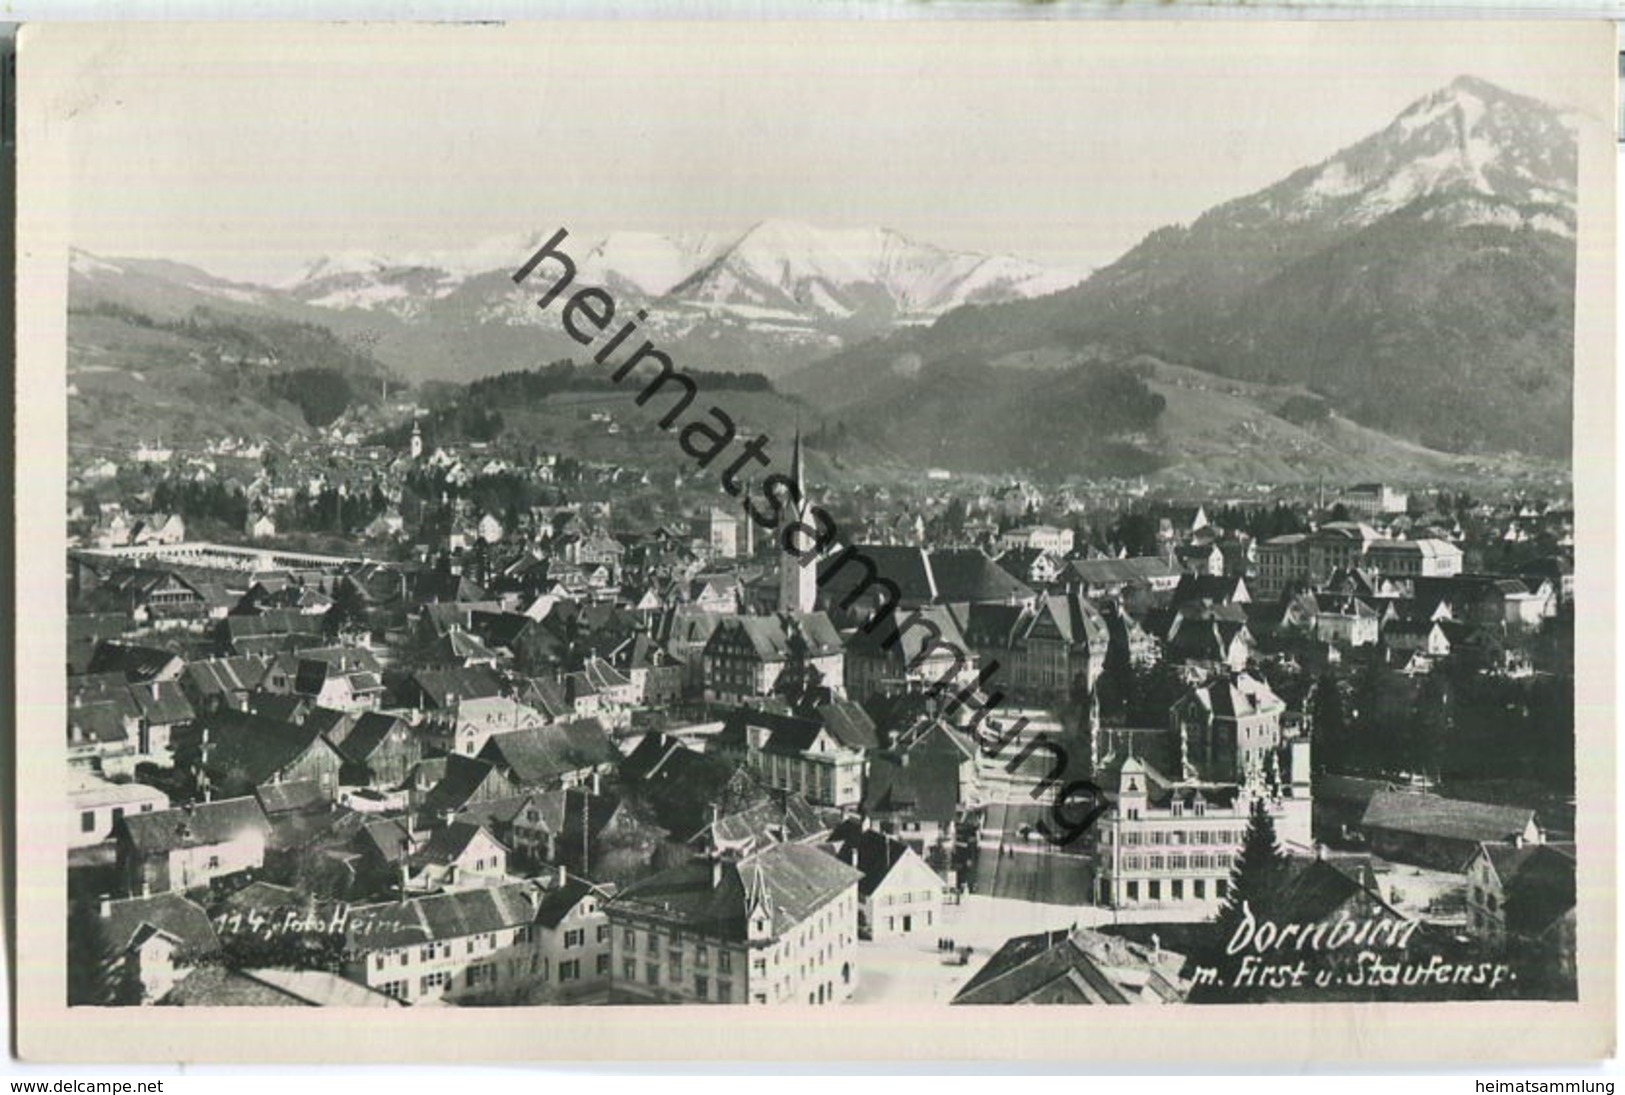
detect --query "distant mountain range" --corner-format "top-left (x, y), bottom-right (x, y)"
top-left (70, 219), bottom-right (1084, 386)
top-left (68, 75), bottom-right (1578, 482)
top-left (791, 75), bottom-right (1579, 466)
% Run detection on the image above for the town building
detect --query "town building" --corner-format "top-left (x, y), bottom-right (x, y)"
top-left (114, 797), bottom-right (273, 896)
top-left (951, 926), bottom-right (1191, 1005)
top-left (830, 828), bottom-right (945, 940)
top-left (605, 843), bottom-right (862, 1005)
top-left (341, 882), bottom-right (544, 1005)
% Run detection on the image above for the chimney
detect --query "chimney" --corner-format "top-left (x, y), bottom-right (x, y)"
top-left (149, 682), bottom-right (160, 701)
top-left (98, 894), bottom-right (112, 918)
top-left (711, 855), bottom-right (723, 890)
top-left (556, 863), bottom-right (568, 888)
top-left (591, 770), bottom-right (601, 796)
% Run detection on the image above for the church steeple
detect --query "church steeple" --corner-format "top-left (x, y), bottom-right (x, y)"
top-left (777, 427), bottom-right (817, 614)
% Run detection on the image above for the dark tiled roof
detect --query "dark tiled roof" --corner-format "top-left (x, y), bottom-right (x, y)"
top-left (1272, 858), bottom-right (1400, 924)
top-left (86, 641), bottom-right (183, 683)
top-left (609, 843), bottom-right (860, 941)
top-left (117, 797), bottom-right (270, 856)
top-left (345, 883), bottom-right (538, 951)
top-left (423, 755), bottom-right (508, 816)
top-left (101, 892), bottom-right (220, 958)
top-left (197, 710), bottom-right (335, 788)
top-left (534, 876), bottom-right (601, 929)
top-left (1066, 556), bottom-right (1181, 587)
top-left (335, 712), bottom-right (411, 763)
top-left (184, 657), bottom-right (269, 698)
top-left (1363, 791), bottom-right (1536, 845)
top-left (404, 665), bottom-right (504, 708)
top-left (479, 719), bottom-right (618, 786)
top-left (254, 779), bottom-right (327, 816)
top-left (830, 829), bottom-right (928, 897)
top-left (952, 927), bottom-right (1186, 1005)
top-left (414, 819), bottom-right (503, 867)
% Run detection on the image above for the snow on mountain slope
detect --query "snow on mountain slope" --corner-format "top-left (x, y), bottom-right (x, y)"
top-left (1231, 75), bottom-right (1577, 235)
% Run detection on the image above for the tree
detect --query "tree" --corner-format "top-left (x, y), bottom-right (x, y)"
top-left (1307, 672), bottom-right (1350, 772)
top-left (1201, 799), bottom-right (1292, 1001)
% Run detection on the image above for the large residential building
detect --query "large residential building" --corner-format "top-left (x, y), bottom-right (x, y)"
top-left (1337, 483), bottom-right (1409, 518)
top-left (605, 844), bottom-right (863, 1006)
top-left (1087, 672), bottom-right (1312, 915)
top-left (956, 590), bottom-right (1109, 701)
top-left (114, 797), bottom-right (273, 896)
top-left (714, 704), bottom-right (877, 809)
top-left (998, 525), bottom-right (1075, 555)
top-left (1364, 538), bottom-right (1464, 580)
top-left (342, 883), bottom-right (545, 1005)
top-left (1253, 523), bottom-right (1383, 597)
top-left (701, 612), bottom-right (845, 704)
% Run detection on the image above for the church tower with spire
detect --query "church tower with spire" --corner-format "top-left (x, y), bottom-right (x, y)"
top-left (777, 429), bottom-right (818, 615)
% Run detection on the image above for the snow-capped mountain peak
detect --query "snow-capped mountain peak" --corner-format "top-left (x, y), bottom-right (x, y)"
top-left (1229, 74), bottom-right (1577, 235)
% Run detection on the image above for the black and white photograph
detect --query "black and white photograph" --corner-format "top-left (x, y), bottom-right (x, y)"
top-left (12, 17), bottom-right (1616, 1063)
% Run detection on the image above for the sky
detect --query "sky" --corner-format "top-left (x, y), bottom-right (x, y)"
top-left (50, 20), bottom-right (1610, 285)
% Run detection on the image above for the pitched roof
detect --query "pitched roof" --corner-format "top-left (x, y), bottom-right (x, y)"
top-left (1066, 556), bottom-right (1182, 587)
top-left (86, 641), bottom-right (183, 682)
top-left (478, 719), bottom-right (618, 785)
top-left (533, 876), bottom-right (604, 929)
top-left (117, 797), bottom-right (271, 856)
top-left (830, 829), bottom-right (936, 897)
top-left (609, 843), bottom-right (861, 942)
top-left (1362, 791), bottom-right (1537, 846)
top-left (403, 665), bottom-right (505, 708)
top-left (414, 820), bottom-right (503, 867)
top-left (423, 754), bottom-right (508, 815)
top-left (952, 927), bottom-right (1186, 1005)
top-left (183, 657), bottom-right (269, 698)
top-left (101, 892), bottom-right (220, 958)
top-left (196, 710), bottom-right (336, 788)
top-left (345, 883), bottom-right (539, 951)
top-left (334, 712), bottom-right (411, 764)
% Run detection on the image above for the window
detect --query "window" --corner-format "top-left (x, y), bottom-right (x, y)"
top-left (694, 975), bottom-right (709, 999)
top-left (564, 929), bottom-right (585, 948)
top-left (645, 963), bottom-right (659, 986)
top-left (597, 953), bottom-right (611, 976)
top-left (560, 960), bottom-right (581, 982)
top-left (623, 959), bottom-right (637, 981)
top-left (718, 982), bottom-right (732, 1004)
top-left (1172, 880), bottom-right (1184, 901)
top-left (380, 981), bottom-right (408, 1000)
top-left (1216, 879), bottom-right (1229, 899)
top-left (111, 807), bottom-right (125, 824)
top-left (206, 855), bottom-right (220, 870)
top-left (80, 811), bottom-right (96, 833)
top-left (597, 924), bottom-right (611, 944)
top-left (1149, 881), bottom-right (1161, 901)
top-left (718, 951), bottom-right (732, 974)
top-left (1126, 881), bottom-right (1139, 901)
top-left (752, 957), bottom-right (767, 976)
top-left (1194, 879), bottom-right (1206, 899)
top-left (696, 944), bottom-right (709, 967)
top-left (646, 932), bottom-right (659, 955)
top-left (624, 928), bottom-right (636, 949)
top-left (420, 971), bottom-right (449, 994)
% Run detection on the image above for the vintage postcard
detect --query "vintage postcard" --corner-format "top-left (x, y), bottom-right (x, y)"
top-left (12, 18), bottom-right (1616, 1062)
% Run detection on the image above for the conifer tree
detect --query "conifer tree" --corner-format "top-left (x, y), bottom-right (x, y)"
top-left (1213, 798), bottom-right (1290, 955)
